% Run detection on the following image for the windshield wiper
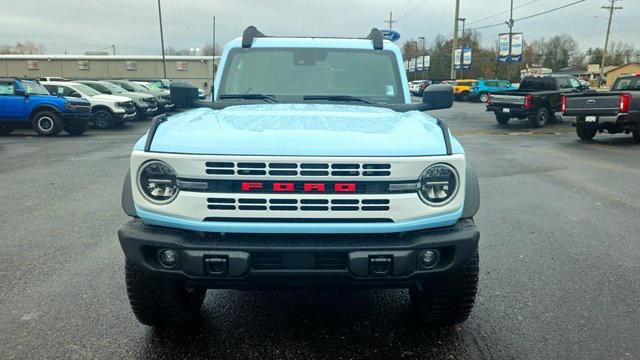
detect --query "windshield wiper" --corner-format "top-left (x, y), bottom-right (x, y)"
top-left (302, 95), bottom-right (371, 104)
top-left (219, 94), bottom-right (278, 102)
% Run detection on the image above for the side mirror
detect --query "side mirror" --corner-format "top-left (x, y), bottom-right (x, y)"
top-left (14, 88), bottom-right (27, 97)
top-left (170, 81), bottom-right (200, 107)
top-left (422, 84), bottom-right (453, 110)
top-left (69, 91), bottom-right (82, 98)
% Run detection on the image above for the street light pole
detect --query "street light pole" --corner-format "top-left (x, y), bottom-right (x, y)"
top-left (458, 17), bottom-right (466, 77)
top-left (599, 0), bottom-right (622, 86)
top-left (506, 0), bottom-right (514, 81)
top-left (419, 36), bottom-right (426, 81)
top-left (157, 0), bottom-right (167, 78)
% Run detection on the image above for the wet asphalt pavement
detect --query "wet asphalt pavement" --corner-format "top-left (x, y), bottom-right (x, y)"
top-left (1, 102), bottom-right (639, 359)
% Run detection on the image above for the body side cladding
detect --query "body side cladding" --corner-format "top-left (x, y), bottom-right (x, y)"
top-left (462, 166), bottom-right (480, 219)
top-left (122, 170), bottom-right (137, 217)
top-left (144, 114), bottom-right (168, 152)
top-left (30, 104), bottom-right (62, 118)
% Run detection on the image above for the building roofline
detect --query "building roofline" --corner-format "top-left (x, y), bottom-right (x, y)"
top-left (0, 54), bottom-right (220, 61)
top-left (604, 62), bottom-right (640, 74)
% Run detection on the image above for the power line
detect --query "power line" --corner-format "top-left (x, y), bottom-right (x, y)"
top-left (396, 0), bottom-right (416, 18)
top-left (468, 0), bottom-right (542, 25)
top-left (515, 0), bottom-right (588, 22)
top-left (401, 0), bottom-right (428, 19)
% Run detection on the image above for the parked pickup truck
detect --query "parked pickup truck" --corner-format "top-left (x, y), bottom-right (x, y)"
top-left (486, 75), bottom-right (588, 127)
top-left (118, 27), bottom-right (481, 328)
top-left (42, 81), bottom-right (137, 129)
top-left (563, 74), bottom-right (640, 142)
top-left (0, 78), bottom-right (92, 136)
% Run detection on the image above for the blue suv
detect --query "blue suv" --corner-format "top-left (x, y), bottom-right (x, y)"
top-left (0, 78), bottom-right (92, 136)
top-left (470, 79), bottom-right (516, 103)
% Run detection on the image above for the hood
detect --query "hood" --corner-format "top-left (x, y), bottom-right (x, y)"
top-left (140, 104), bottom-right (462, 156)
top-left (91, 94), bottom-right (132, 102)
top-left (117, 91), bottom-right (154, 100)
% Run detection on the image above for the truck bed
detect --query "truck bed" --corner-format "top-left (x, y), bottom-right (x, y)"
top-left (564, 92), bottom-right (625, 116)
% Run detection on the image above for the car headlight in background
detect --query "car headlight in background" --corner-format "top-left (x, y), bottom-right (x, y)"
top-left (418, 163), bottom-right (459, 206)
top-left (115, 102), bottom-right (125, 109)
top-left (138, 160), bottom-right (179, 204)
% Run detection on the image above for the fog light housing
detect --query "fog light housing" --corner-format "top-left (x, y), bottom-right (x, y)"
top-left (419, 249), bottom-right (439, 268)
top-left (158, 249), bottom-right (178, 268)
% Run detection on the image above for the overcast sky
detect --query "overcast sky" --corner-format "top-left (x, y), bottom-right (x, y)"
top-left (1, 0), bottom-right (638, 55)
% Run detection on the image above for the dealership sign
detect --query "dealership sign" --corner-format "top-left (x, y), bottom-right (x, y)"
top-left (498, 32), bottom-right (523, 63)
top-left (406, 56), bottom-right (430, 72)
top-left (381, 29), bottom-right (401, 42)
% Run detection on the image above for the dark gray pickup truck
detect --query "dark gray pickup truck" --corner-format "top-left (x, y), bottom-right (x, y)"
top-left (486, 75), bottom-right (587, 128)
top-left (563, 74), bottom-right (640, 142)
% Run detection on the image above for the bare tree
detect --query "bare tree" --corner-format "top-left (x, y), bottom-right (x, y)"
top-left (0, 41), bottom-right (46, 54)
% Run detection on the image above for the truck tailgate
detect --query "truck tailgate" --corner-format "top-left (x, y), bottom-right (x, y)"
top-left (490, 94), bottom-right (525, 106)
top-left (565, 94), bottom-right (620, 116)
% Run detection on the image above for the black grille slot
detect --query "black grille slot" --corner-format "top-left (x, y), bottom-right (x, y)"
top-left (269, 170), bottom-right (298, 176)
top-left (363, 164), bottom-right (391, 169)
top-left (237, 162), bottom-right (266, 168)
top-left (331, 206), bottom-right (359, 211)
top-left (206, 169), bottom-right (234, 175)
top-left (331, 164), bottom-right (359, 169)
top-left (332, 171), bottom-right (360, 176)
top-left (363, 171), bottom-right (391, 176)
top-left (208, 204), bottom-right (235, 210)
top-left (301, 163), bottom-right (329, 169)
top-left (300, 199), bottom-right (329, 204)
top-left (207, 198), bottom-right (235, 203)
top-left (270, 199), bottom-right (297, 204)
top-left (361, 206), bottom-right (390, 211)
top-left (204, 217), bottom-right (394, 223)
top-left (238, 199), bottom-right (267, 204)
top-left (269, 205), bottom-right (297, 211)
top-left (300, 170), bottom-right (329, 176)
top-left (252, 253), bottom-right (283, 270)
top-left (237, 169), bottom-right (266, 175)
top-left (362, 199), bottom-right (390, 205)
top-left (269, 163), bottom-right (297, 169)
top-left (331, 199), bottom-right (359, 205)
top-left (301, 206), bottom-right (329, 211)
top-left (205, 162), bottom-right (234, 168)
top-left (238, 205), bottom-right (268, 211)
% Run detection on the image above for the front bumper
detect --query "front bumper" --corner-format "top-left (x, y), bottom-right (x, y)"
top-left (114, 109), bottom-right (137, 123)
top-left (118, 218), bottom-right (479, 288)
top-left (61, 112), bottom-right (92, 123)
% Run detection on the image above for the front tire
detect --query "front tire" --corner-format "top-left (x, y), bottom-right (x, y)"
top-left (409, 246), bottom-right (479, 326)
top-left (32, 110), bottom-right (63, 136)
top-left (632, 123), bottom-right (640, 143)
top-left (125, 260), bottom-right (206, 327)
top-left (529, 107), bottom-right (549, 128)
top-left (576, 117), bottom-right (597, 140)
top-left (479, 93), bottom-right (489, 103)
top-left (460, 91), bottom-right (470, 102)
top-left (64, 122), bottom-right (89, 136)
top-left (93, 109), bottom-right (115, 129)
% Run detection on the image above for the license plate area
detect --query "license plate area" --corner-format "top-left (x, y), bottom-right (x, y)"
top-left (502, 108), bottom-right (510, 113)
top-left (585, 116), bottom-right (597, 122)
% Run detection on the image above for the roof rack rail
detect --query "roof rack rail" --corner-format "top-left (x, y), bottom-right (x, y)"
top-left (240, 26), bottom-right (385, 50)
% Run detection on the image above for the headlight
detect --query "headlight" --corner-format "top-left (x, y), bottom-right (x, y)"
top-left (137, 160), bottom-right (179, 204)
top-left (418, 163), bottom-right (459, 206)
top-left (115, 102), bottom-right (125, 108)
top-left (135, 99), bottom-right (148, 107)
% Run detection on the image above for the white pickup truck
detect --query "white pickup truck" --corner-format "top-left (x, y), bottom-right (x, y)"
top-left (42, 81), bottom-right (137, 128)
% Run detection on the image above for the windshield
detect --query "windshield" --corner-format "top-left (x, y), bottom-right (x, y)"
top-left (127, 82), bottom-right (151, 92)
top-left (98, 82), bottom-right (128, 94)
top-left (22, 81), bottom-right (51, 95)
top-left (144, 82), bottom-right (161, 90)
top-left (219, 47), bottom-right (404, 104)
top-left (73, 84), bottom-right (102, 97)
top-left (111, 81), bottom-right (136, 92)
top-left (612, 77), bottom-right (640, 91)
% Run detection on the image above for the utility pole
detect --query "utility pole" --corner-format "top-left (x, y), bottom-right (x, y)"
top-left (112, 44), bottom-right (116, 55)
top-left (385, 11), bottom-right (397, 29)
top-left (212, 16), bottom-right (216, 96)
top-left (419, 36), bottom-right (426, 80)
top-left (157, 0), bottom-right (167, 78)
top-left (599, 0), bottom-right (622, 87)
top-left (506, 0), bottom-right (514, 81)
top-left (450, 0), bottom-right (460, 79)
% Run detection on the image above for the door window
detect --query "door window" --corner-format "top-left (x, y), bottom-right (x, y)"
top-left (0, 81), bottom-right (15, 95)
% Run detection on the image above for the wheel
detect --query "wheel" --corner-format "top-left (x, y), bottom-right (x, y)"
top-left (0, 123), bottom-right (15, 135)
top-left (495, 114), bottom-right (510, 124)
top-left (576, 117), bottom-right (597, 141)
top-left (460, 92), bottom-right (470, 102)
top-left (632, 123), bottom-right (640, 143)
top-left (125, 260), bottom-right (206, 327)
top-left (479, 93), bottom-right (489, 103)
top-left (93, 109), bottom-right (115, 129)
top-left (529, 107), bottom-right (549, 128)
top-left (64, 122), bottom-right (89, 136)
top-left (31, 110), bottom-right (63, 136)
top-left (409, 245), bottom-right (479, 326)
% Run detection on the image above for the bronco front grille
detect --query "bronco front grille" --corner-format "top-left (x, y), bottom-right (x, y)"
top-left (205, 161), bottom-right (391, 177)
top-left (207, 197), bottom-right (390, 212)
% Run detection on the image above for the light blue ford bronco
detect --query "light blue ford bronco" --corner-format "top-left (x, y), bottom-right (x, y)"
top-left (119, 27), bottom-right (480, 328)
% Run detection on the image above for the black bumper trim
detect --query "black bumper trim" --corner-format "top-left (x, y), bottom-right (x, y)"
top-left (118, 219), bottom-right (479, 288)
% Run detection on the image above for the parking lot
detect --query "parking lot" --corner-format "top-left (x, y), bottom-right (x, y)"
top-left (1, 101), bottom-right (639, 359)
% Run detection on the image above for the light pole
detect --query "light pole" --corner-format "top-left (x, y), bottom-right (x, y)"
top-left (450, 0), bottom-right (460, 79)
top-left (157, 0), bottom-right (167, 78)
top-left (457, 17), bottom-right (466, 77)
top-left (418, 36), bottom-right (426, 80)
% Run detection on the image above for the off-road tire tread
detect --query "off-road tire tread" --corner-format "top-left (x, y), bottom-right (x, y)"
top-left (125, 260), bottom-right (206, 327)
top-left (32, 110), bottom-right (63, 136)
top-left (410, 247), bottom-right (479, 326)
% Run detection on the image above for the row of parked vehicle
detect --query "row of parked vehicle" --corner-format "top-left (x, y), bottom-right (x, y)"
top-left (409, 78), bottom-right (517, 102)
top-left (0, 77), bottom-right (197, 136)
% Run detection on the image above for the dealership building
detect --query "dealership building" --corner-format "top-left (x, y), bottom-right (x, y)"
top-left (0, 54), bottom-right (219, 93)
